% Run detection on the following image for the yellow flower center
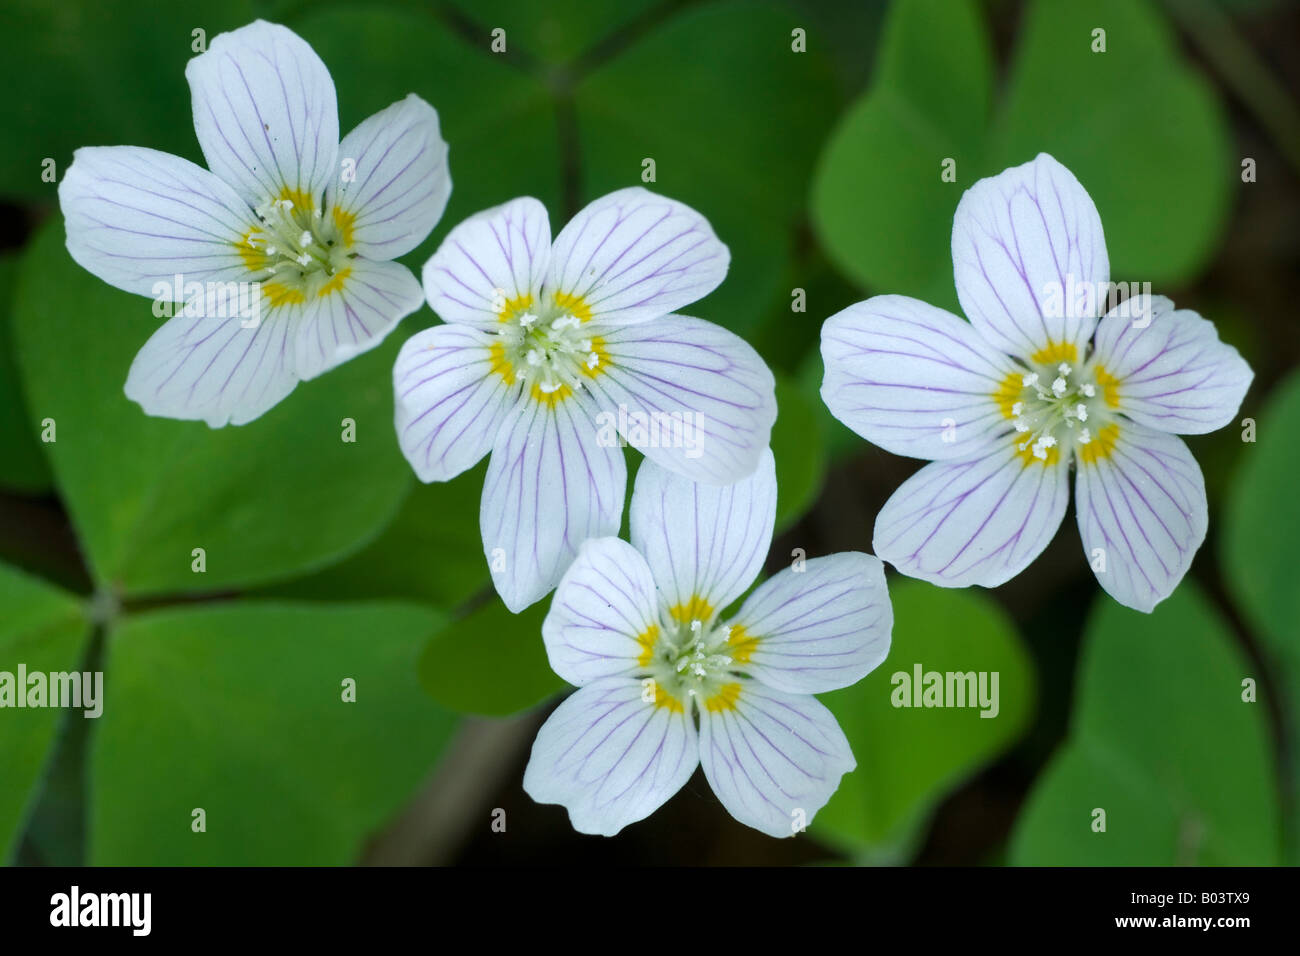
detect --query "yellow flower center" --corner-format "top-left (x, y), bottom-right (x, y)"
top-left (489, 291), bottom-right (608, 404)
top-left (234, 188), bottom-right (354, 304)
top-left (994, 342), bottom-right (1120, 466)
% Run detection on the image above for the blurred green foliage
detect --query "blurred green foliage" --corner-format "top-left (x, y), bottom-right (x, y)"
top-left (0, 254), bottom-right (50, 493)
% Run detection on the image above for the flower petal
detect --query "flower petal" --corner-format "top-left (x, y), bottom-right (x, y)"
top-left (422, 197), bottom-right (551, 329)
top-left (123, 311), bottom-right (299, 427)
top-left (629, 448), bottom-right (775, 623)
top-left (186, 20), bottom-right (339, 206)
top-left (952, 153), bottom-right (1108, 361)
top-left (585, 314), bottom-right (776, 484)
top-left (326, 94), bottom-right (450, 261)
top-left (393, 323), bottom-right (521, 482)
top-left (294, 257), bottom-right (422, 381)
top-left (1074, 423), bottom-right (1207, 613)
top-left (698, 680), bottom-right (855, 838)
top-left (543, 538), bottom-right (663, 686)
top-left (59, 146), bottom-right (261, 297)
top-left (728, 553), bottom-right (892, 695)
top-left (1090, 295), bottom-right (1253, 435)
top-left (873, 440), bottom-right (1070, 588)
top-left (481, 395), bottom-right (625, 612)
top-left (523, 678), bottom-right (698, 836)
top-left (547, 187), bottom-right (729, 326)
top-left (820, 295), bottom-right (1020, 461)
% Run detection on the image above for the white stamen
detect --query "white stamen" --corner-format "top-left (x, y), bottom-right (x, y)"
top-left (1082, 383), bottom-right (1096, 398)
top-left (1051, 377), bottom-right (1068, 397)
top-left (1078, 428), bottom-right (1092, 444)
top-left (1022, 372), bottom-right (1039, 388)
top-left (1058, 362), bottom-right (1072, 376)
top-left (1076, 404), bottom-right (1088, 422)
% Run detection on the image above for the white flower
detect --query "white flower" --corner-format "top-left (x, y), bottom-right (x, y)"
top-left (58, 20), bottom-right (450, 426)
top-left (523, 449), bottom-right (893, 837)
top-left (820, 153), bottom-right (1253, 613)
top-left (395, 188), bottom-right (777, 612)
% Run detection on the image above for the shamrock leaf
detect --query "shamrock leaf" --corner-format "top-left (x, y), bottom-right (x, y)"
top-left (0, 0), bottom-right (277, 202)
top-left (0, 562), bottom-right (89, 862)
top-left (577, 0), bottom-right (842, 333)
top-left (1010, 583), bottom-right (1280, 865)
top-left (813, 0), bottom-right (1230, 309)
top-left (13, 219), bottom-right (412, 596)
top-left (1223, 369), bottom-right (1300, 860)
top-left (90, 600), bottom-right (456, 864)
top-left (418, 597), bottom-right (564, 716)
top-left (444, 0), bottom-right (661, 65)
top-left (814, 580), bottom-right (1034, 858)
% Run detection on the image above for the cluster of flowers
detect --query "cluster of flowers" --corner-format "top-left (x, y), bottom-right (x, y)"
top-left (59, 22), bottom-right (1251, 837)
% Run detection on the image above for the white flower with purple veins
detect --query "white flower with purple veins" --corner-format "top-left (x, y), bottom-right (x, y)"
top-left (821, 153), bottom-right (1252, 613)
top-left (394, 188), bottom-right (777, 612)
top-left (58, 20), bottom-right (450, 426)
top-left (523, 449), bottom-right (893, 837)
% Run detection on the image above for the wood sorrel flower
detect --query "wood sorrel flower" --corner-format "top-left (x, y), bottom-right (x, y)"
top-left (820, 153), bottom-right (1252, 613)
top-left (523, 449), bottom-right (892, 837)
top-left (59, 20), bottom-right (450, 426)
top-left (395, 189), bottom-right (777, 612)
